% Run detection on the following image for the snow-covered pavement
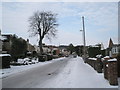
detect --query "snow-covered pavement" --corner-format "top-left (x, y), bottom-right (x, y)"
top-left (37, 57), bottom-right (118, 88)
top-left (1, 57), bottom-right (118, 88)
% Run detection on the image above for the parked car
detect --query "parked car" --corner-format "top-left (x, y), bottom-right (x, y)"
top-left (31, 59), bottom-right (39, 64)
top-left (17, 58), bottom-right (31, 65)
top-left (31, 57), bottom-right (39, 64)
top-left (65, 55), bottom-right (69, 57)
top-left (17, 58), bottom-right (27, 65)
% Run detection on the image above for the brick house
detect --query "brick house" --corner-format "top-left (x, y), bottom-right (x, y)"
top-left (108, 38), bottom-right (120, 58)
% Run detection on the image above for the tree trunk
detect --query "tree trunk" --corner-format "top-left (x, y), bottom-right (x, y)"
top-left (39, 39), bottom-right (43, 55)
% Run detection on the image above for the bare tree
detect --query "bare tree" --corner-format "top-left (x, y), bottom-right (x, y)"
top-left (28, 11), bottom-right (58, 55)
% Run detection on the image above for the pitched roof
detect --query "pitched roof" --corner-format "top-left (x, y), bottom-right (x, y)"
top-left (109, 38), bottom-right (114, 48)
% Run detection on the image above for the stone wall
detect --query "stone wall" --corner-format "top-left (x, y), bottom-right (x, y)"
top-left (108, 61), bottom-right (118, 85)
top-left (87, 58), bottom-right (118, 85)
top-left (103, 59), bottom-right (118, 85)
top-left (86, 58), bottom-right (103, 73)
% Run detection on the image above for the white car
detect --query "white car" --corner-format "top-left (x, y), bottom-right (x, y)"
top-left (24, 58), bottom-right (34, 64)
top-left (17, 59), bottom-right (26, 65)
top-left (17, 58), bottom-right (31, 65)
top-left (23, 58), bottom-right (31, 65)
top-left (31, 58), bottom-right (39, 64)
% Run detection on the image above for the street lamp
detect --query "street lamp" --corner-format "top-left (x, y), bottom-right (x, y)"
top-left (80, 16), bottom-right (87, 62)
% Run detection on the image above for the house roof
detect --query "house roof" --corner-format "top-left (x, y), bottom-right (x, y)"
top-left (109, 38), bottom-right (114, 48)
top-left (113, 44), bottom-right (120, 46)
top-left (0, 54), bottom-right (11, 57)
top-left (0, 36), bottom-right (7, 41)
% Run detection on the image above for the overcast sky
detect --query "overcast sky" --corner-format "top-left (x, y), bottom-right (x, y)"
top-left (1, 1), bottom-right (118, 48)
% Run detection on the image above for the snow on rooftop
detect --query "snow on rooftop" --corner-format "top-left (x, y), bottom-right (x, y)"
top-left (0, 54), bottom-right (11, 57)
top-left (96, 54), bottom-right (102, 58)
top-left (108, 58), bottom-right (117, 62)
top-left (89, 45), bottom-right (99, 47)
top-left (88, 58), bottom-right (97, 61)
top-left (104, 56), bottom-right (110, 59)
top-left (0, 36), bottom-right (7, 41)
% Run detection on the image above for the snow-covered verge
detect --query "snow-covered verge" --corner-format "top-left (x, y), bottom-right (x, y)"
top-left (37, 57), bottom-right (118, 88)
top-left (0, 57), bottom-right (65, 79)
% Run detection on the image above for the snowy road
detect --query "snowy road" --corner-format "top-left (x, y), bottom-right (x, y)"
top-left (2, 58), bottom-right (69, 88)
top-left (2, 57), bottom-right (118, 88)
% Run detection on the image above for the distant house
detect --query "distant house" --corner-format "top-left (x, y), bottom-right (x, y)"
top-left (42, 45), bottom-right (60, 55)
top-left (87, 45), bottom-right (101, 58)
top-left (59, 45), bottom-right (70, 56)
top-left (42, 45), bottom-right (51, 54)
top-left (2, 34), bottom-right (13, 54)
top-left (26, 39), bottom-right (35, 53)
top-left (34, 45), bottom-right (40, 53)
top-left (52, 46), bottom-right (60, 55)
top-left (108, 38), bottom-right (120, 58)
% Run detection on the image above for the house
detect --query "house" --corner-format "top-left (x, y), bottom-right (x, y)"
top-left (42, 44), bottom-right (60, 55)
top-left (34, 45), bottom-right (40, 53)
top-left (108, 38), bottom-right (120, 58)
top-left (2, 34), bottom-right (13, 54)
top-left (26, 39), bottom-right (35, 53)
top-left (42, 45), bottom-right (51, 54)
top-left (52, 46), bottom-right (60, 55)
top-left (59, 45), bottom-right (70, 56)
top-left (87, 44), bottom-right (101, 58)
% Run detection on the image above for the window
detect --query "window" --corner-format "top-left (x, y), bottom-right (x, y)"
top-left (114, 48), bottom-right (116, 53)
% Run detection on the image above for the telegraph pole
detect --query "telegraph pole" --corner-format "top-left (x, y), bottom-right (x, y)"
top-left (82, 16), bottom-right (86, 62)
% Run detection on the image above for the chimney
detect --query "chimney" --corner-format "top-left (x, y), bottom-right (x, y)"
top-left (109, 38), bottom-right (114, 48)
top-left (27, 39), bottom-right (29, 43)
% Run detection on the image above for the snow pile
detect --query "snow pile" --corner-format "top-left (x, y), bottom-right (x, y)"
top-left (36, 57), bottom-right (118, 88)
top-left (104, 56), bottom-right (110, 58)
top-left (103, 56), bottom-right (110, 60)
